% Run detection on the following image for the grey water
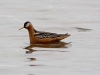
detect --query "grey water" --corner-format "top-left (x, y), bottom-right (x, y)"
top-left (0, 0), bottom-right (100, 75)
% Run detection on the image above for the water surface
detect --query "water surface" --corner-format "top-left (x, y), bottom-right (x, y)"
top-left (0, 0), bottom-right (100, 75)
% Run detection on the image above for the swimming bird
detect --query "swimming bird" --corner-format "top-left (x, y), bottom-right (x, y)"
top-left (19, 21), bottom-right (70, 44)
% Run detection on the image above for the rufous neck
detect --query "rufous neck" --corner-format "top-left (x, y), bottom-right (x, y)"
top-left (27, 25), bottom-right (35, 41)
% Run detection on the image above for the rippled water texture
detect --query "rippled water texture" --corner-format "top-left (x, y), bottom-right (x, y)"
top-left (0, 0), bottom-right (100, 75)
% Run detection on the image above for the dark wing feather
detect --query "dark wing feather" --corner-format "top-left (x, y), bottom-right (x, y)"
top-left (33, 29), bottom-right (70, 39)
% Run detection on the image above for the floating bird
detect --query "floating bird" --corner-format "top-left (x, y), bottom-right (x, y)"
top-left (19, 21), bottom-right (70, 44)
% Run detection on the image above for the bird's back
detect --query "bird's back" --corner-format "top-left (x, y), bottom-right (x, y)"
top-left (33, 29), bottom-right (70, 43)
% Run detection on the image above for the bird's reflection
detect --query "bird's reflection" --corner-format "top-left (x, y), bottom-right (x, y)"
top-left (24, 41), bottom-right (71, 49)
top-left (26, 49), bottom-right (36, 54)
top-left (28, 74), bottom-right (34, 75)
top-left (27, 58), bottom-right (36, 61)
top-left (24, 42), bottom-right (71, 68)
top-left (24, 41), bottom-right (71, 54)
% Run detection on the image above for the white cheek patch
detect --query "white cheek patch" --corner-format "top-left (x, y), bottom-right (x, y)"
top-left (26, 23), bottom-right (30, 27)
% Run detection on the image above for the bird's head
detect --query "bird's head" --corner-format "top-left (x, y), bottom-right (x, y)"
top-left (19, 21), bottom-right (32, 30)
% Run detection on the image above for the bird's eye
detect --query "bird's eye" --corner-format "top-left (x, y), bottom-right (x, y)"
top-left (26, 23), bottom-right (30, 27)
